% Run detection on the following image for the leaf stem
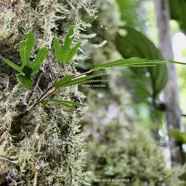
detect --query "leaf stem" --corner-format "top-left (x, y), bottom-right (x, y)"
top-left (29, 68), bottom-right (93, 110)
top-left (29, 86), bottom-right (57, 110)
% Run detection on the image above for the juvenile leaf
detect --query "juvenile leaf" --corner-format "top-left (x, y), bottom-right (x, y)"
top-left (31, 47), bottom-right (48, 74)
top-left (64, 26), bottom-right (74, 49)
top-left (53, 26), bottom-right (81, 64)
top-left (19, 31), bottom-right (35, 66)
top-left (3, 58), bottom-right (22, 73)
top-left (53, 38), bottom-right (63, 62)
top-left (65, 42), bottom-right (81, 63)
top-left (17, 74), bottom-right (33, 89)
top-left (43, 99), bottom-right (86, 110)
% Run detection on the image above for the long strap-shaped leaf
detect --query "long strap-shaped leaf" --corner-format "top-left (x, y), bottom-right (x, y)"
top-left (91, 58), bottom-right (167, 71)
top-left (3, 59), bottom-right (22, 73)
top-left (43, 99), bottom-right (86, 110)
top-left (52, 75), bottom-right (75, 88)
top-left (53, 73), bottom-right (107, 88)
top-left (65, 74), bottom-right (108, 87)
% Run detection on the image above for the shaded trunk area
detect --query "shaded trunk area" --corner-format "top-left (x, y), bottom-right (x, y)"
top-left (154, 0), bottom-right (184, 166)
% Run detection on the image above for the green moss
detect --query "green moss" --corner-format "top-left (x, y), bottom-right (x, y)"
top-left (85, 122), bottom-right (185, 186)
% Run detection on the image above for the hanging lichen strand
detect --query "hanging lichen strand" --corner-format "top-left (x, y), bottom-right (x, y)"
top-left (0, 1), bottom-right (97, 185)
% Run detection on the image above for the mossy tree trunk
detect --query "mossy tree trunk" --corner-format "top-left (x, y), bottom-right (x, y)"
top-left (0, 1), bottom-right (97, 185)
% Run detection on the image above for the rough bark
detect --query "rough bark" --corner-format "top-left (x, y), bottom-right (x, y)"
top-left (154, 0), bottom-right (184, 166)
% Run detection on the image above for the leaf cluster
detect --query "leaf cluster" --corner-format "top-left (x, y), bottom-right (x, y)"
top-left (53, 26), bottom-right (81, 64)
top-left (2, 26), bottom-right (169, 110)
top-left (3, 31), bottom-right (48, 89)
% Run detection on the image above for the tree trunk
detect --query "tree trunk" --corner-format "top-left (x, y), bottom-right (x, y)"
top-left (154, 0), bottom-right (184, 166)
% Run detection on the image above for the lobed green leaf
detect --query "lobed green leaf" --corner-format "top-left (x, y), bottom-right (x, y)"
top-left (3, 31), bottom-right (48, 89)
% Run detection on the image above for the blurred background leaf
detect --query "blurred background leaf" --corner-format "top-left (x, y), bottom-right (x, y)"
top-left (169, 0), bottom-right (186, 33)
top-left (115, 26), bottom-right (167, 104)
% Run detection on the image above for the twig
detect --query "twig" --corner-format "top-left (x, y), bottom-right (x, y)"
top-left (25, 69), bottom-right (43, 105)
